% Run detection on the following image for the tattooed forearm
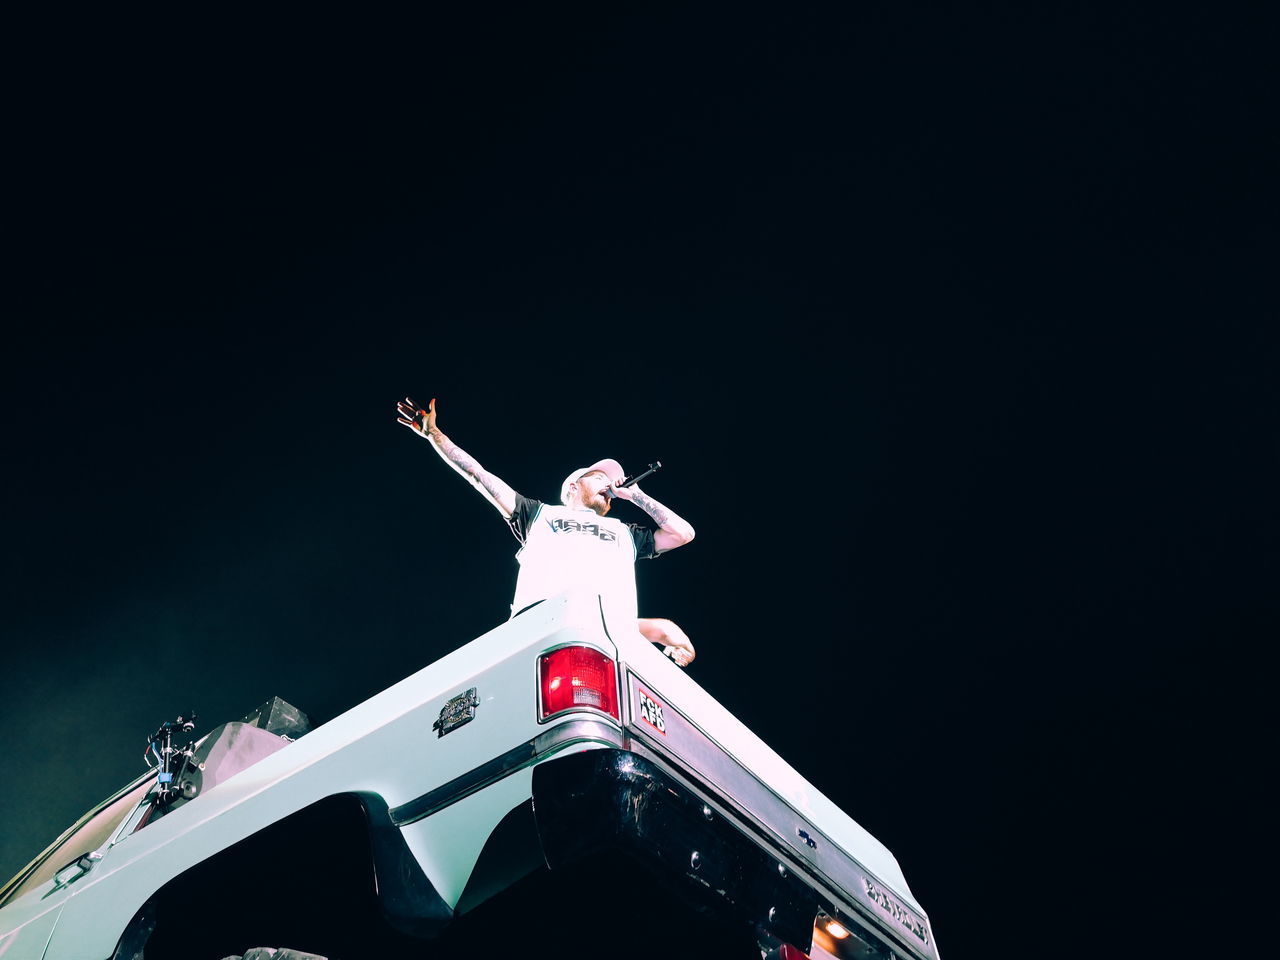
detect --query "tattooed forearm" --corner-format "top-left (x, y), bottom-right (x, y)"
top-left (630, 490), bottom-right (673, 528)
top-left (427, 430), bottom-right (515, 514)
top-left (631, 491), bottom-right (695, 541)
top-left (431, 431), bottom-right (482, 477)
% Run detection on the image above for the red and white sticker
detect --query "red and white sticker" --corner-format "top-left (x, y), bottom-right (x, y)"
top-left (636, 687), bottom-right (667, 734)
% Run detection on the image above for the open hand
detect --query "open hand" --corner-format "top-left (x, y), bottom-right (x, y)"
top-left (663, 639), bottom-right (695, 668)
top-left (396, 396), bottom-right (437, 438)
top-left (638, 618), bottom-right (696, 668)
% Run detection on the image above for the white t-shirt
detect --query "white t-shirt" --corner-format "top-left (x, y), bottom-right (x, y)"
top-left (506, 494), bottom-right (659, 627)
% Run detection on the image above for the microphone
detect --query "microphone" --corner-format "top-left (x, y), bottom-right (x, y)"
top-left (605, 462), bottom-right (662, 498)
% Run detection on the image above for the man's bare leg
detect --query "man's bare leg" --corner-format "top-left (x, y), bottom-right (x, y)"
top-left (638, 618), bottom-right (696, 667)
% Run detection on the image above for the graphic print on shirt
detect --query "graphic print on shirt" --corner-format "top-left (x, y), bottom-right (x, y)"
top-left (506, 495), bottom-right (658, 624)
top-left (546, 516), bottom-right (619, 542)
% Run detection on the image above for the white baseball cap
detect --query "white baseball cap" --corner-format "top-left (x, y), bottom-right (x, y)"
top-left (560, 458), bottom-right (625, 504)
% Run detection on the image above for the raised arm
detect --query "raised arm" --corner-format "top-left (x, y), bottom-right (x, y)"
top-left (608, 481), bottom-right (696, 553)
top-left (396, 397), bottom-right (517, 518)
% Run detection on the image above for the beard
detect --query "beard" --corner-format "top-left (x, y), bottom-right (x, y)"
top-left (582, 490), bottom-right (611, 516)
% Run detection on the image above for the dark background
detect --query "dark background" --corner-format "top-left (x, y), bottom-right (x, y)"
top-left (2, 5), bottom-right (1272, 959)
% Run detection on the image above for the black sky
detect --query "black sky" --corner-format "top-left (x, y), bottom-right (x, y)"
top-left (2, 5), bottom-right (1273, 959)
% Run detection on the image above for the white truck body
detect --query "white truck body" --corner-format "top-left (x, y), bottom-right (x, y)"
top-left (0, 591), bottom-right (939, 960)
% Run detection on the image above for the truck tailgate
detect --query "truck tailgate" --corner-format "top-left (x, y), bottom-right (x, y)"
top-left (613, 638), bottom-right (938, 960)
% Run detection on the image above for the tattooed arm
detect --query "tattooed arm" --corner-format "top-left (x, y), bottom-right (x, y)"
top-left (608, 481), bottom-right (696, 553)
top-left (396, 397), bottom-right (518, 518)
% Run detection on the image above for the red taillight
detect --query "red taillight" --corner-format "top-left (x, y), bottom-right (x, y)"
top-left (538, 645), bottom-right (619, 721)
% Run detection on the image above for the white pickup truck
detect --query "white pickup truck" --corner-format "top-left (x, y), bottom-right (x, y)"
top-left (0, 591), bottom-right (940, 960)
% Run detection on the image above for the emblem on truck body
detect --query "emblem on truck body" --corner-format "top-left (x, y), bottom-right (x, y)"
top-left (863, 877), bottom-right (930, 946)
top-left (433, 687), bottom-right (480, 737)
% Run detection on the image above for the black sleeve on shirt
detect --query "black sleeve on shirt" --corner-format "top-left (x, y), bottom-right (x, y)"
top-left (629, 523), bottom-right (660, 560)
top-left (507, 493), bottom-right (542, 543)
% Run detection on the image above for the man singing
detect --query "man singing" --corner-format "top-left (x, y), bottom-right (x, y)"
top-left (396, 397), bottom-right (698, 665)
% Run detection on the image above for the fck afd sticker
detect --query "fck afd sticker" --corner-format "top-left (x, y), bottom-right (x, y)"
top-left (636, 688), bottom-right (667, 734)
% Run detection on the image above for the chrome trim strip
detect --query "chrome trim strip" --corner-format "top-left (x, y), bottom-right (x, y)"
top-left (389, 718), bottom-right (624, 827)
